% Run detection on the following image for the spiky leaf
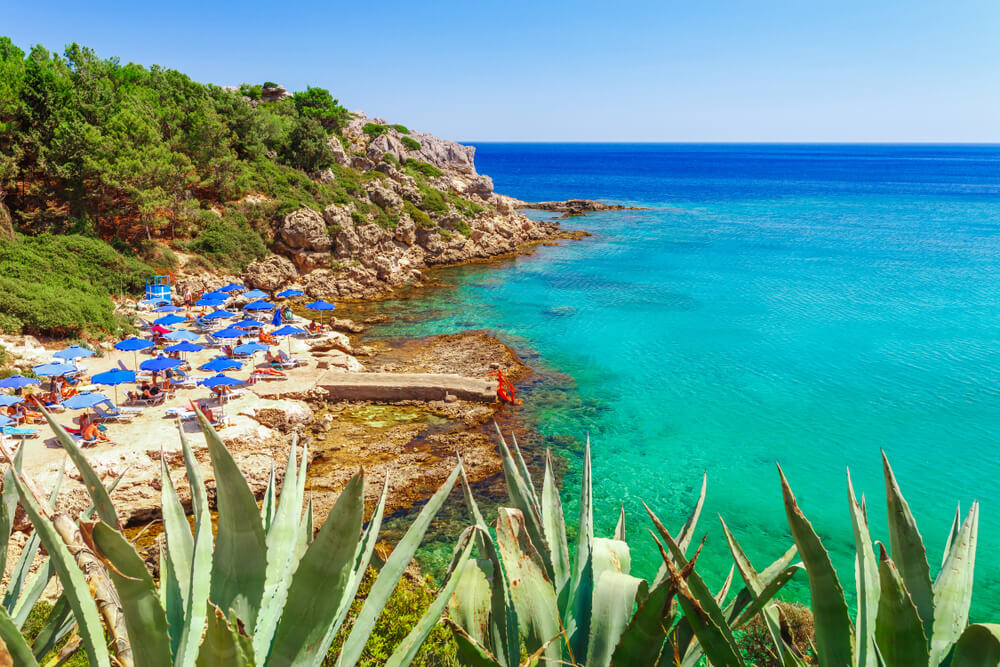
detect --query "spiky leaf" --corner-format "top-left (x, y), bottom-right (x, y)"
top-left (875, 548), bottom-right (928, 667)
top-left (778, 465), bottom-right (854, 667)
top-left (951, 624), bottom-right (1000, 667)
top-left (930, 501), bottom-right (979, 666)
top-left (848, 470), bottom-right (880, 667)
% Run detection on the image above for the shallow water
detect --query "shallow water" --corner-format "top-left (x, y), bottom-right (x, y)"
top-left (367, 144), bottom-right (1000, 616)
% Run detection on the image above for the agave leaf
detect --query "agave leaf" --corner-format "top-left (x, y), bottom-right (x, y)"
top-left (295, 499), bottom-right (314, 563)
top-left (875, 547), bottom-right (928, 667)
top-left (160, 451), bottom-right (193, 614)
top-left (269, 470), bottom-right (364, 665)
top-left (320, 472), bottom-right (391, 663)
top-left (175, 422), bottom-right (213, 667)
top-left (943, 504), bottom-right (961, 569)
top-left (609, 577), bottom-right (678, 667)
top-left (715, 565), bottom-right (735, 606)
top-left (29, 594), bottom-right (73, 660)
top-left (652, 473), bottom-right (707, 587)
top-left (459, 458), bottom-right (488, 531)
top-left (509, 431), bottom-right (540, 508)
top-left (719, 517), bottom-right (802, 667)
top-left (261, 462), bottom-right (276, 532)
top-left (653, 532), bottom-right (745, 667)
top-left (496, 427), bottom-right (553, 582)
top-left (253, 439), bottom-right (302, 662)
top-left (39, 406), bottom-right (119, 529)
top-left (449, 557), bottom-right (494, 645)
top-left (199, 409), bottom-right (267, 631)
top-left (10, 560), bottom-right (55, 629)
top-left (566, 436), bottom-right (595, 661)
top-left (87, 521), bottom-right (173, 667)
top-left (449, 621), bottom-right (506, 667)
top-left (384, 536), bottom-right (477, 667)
top-left (882, 452), bottom-right (934, 638)
top-left (778, 465), bottom-right (854, 667)
top-left (496, 507), bottom-right (563, 664)
top-left (848, 469), bottom-right (880, 667)
top-left (0, 604), bottom-right (39, 666)
top-left (160, 543), bottom-right (184, 659)
top-left (930, 501), bottom-right (979, 666)
top-left (4, 456), bottom-right (64, 614)
top-left (339, 462), bottom-right (463, 667)
top-left (614, 504), bottom-right (626, 541)
top-left (7, 470), bottom-right (110, 667)
top-left (586, 568), bottom-right (648, 667)
top-left (195, 606), bottom-right (255, 667)
top-left (645, 504), bottom-right (737, 650)
top-left (541, 449), bottom-right (571, 595)
top-left (951, 624), bottom-right (1000, 667)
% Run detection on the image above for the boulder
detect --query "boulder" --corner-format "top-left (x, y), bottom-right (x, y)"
top-left (364, 180), bottom-right (403, 211)
top-left (327, 137), bottom-right (350, 166)
top-left (278, 208), bottom-right (331, 252)
top-left (243, 254), bottom-right (298, 292)
top-left (261, 84), bottom-right (291, 103)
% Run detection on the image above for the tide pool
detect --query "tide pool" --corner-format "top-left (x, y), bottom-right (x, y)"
top-left (368, 144), bottom-right (1000, 617)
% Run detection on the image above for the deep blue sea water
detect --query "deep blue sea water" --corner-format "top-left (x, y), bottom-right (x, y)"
top-left (372, 144), bottom-right (1000, 616)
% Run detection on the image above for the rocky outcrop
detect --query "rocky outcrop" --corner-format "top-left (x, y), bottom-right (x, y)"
top-left (0, 190), bottom-right (13, 242)
top-left (0, 335), bottom-right (50, 370)
top-left (261, 83), bottom-right (292, 103)
top-left (243, 254), bottom-right (298, 292)
top-left (518, 198), bottom-right (645, 217)
top-left (235, 110), bottom-right (583, 301)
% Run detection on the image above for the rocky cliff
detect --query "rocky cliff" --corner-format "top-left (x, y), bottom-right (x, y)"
top-left (236, 112), bottom-right (575, 299)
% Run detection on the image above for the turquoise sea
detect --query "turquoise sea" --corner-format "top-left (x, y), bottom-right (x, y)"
top-left (371, 144), bottom-right (1000, 616)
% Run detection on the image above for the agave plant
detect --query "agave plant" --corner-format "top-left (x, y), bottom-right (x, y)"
top-left (0, 407), bottom-right (475, 666)
top-left (772, 453), bottom-right (999, 667)
top-left (446, 429), bottom-right (802, 667)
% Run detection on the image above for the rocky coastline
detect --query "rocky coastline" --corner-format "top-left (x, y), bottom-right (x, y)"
top-left (518, 198), bottom-right (646, 218)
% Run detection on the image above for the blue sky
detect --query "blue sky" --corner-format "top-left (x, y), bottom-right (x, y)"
top-left (5, 0), bottom-right (998, 142)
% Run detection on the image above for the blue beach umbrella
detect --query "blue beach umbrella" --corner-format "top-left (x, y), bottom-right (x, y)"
top-left (276, 289), bottom-right (303, 299)
top-left (115, 337), bottom-right (155, 352)
top-left (244, 300), bottom-right (274, 312)
top-left (199, 373), bottom-right (242, 389)
top-left (305, 299), bottom-right (336, 312)
top-left (140, 357), bottom-right (182, 373)
top-left (195, 296), bottom-right (225, 307)
top-left (272, 325), bottom-right (307, 337)
top-left (211, 327), bottom-right (246, 340)
top-left (114, 336), bottom-right (155, 369)
top-left (153, 304), bottom-right (183, 313)
top-left (218, 282), bottom-right (244, 293)
top-left (234, 342), bottom-right (269, 356)
top-left (62, 392), bottom-right (109, 410)
top-left (202, 357), bottom-right (243, 372)
top-left (204, 310), bottom-right (236, 321)
top-left (154, 314), bottom-right (187, 327)
top-left (163, 329), bottom-right (200, 342)
top-left (33, 362), bottom-right (77, 377)
top-left (0, 395), bottom-right (23, 407)
top-left (54, 345), bottom-right (94, 361)
top-left (92, 369), bottom-right (136, 403)
top-left (164, 341), bottom-right (204, 354)
top-left (234, 318), bottom-right (265, 329)
top-left (0, 375), bottom-right (40, 390)
top-left (92, 369), bottom-right (136, 386)
top-left (242, 289), bottom-right (269, 300)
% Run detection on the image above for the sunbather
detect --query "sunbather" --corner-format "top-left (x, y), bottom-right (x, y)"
top-left (81, 420), bottom-right (109, 444)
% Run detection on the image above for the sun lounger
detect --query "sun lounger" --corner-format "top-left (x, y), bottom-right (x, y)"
top-left (125, 393), bottom-right (166, 407)
top-left (1, 426), bottom-right (38, 438)
top-left (250, 371), bottom-right (287, 383)
top-left (165, 407), bottom-right (197, 421)
top-left (92, 403), bottom-right (142, 423)
top-left (270, 350), bottom-right (306, 369)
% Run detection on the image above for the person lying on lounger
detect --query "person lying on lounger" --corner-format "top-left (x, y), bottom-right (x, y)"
top-left (81, 420), bottom-right (109, 444)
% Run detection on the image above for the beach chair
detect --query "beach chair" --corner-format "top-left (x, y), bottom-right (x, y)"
top-left (272, 350), bottom-right (306, 369)
top-left (92, 401), bottom-right (142, 423)
top-left (125, 392), bottom-right (166, 407)
top-left (250, 369), bottom-right (287, 383)
top-left (1, 426), bottom-right (38, 439)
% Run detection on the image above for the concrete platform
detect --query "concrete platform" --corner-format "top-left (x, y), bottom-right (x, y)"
top-left (320, 371), bottom-right (497, 403)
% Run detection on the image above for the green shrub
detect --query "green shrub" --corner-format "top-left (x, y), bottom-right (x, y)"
top-left (737, 602), bottom-right (815, 666)
top-left (404, 201), bottom-right (435, 230)
top-left (183, 214), bottom-right (267, 272)
top-left (401, 136), bottom-right (421, 151)
top-left (239, 83), bottom-right (263, 100)
top-left (417, 185), bottom-right (448, 216)
top-left (453, 220), bottom-right (472, 237)
top-left (0, 312), bottom-right (22, 335)
top-left (445, 192), bottom-right (483, 218)
top-left (389, 124), bottom-right (410, 134)
top-left (404, 159), bottom-right (443, 180)
top-left (383, 153), bottom-right (399, 167)
top-left (0, 234), bottom-right (154, 337)
top-left (438, 228), bottom-right (452, 241)
top-left (363, 123), bottom-right (389, 137)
